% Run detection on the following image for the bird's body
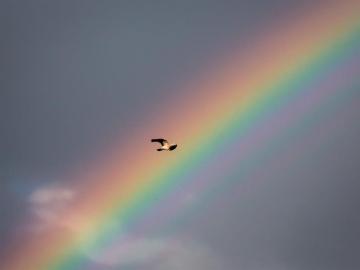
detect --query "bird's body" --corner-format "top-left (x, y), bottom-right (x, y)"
top-left (151, 138), bottom-right (177, 151)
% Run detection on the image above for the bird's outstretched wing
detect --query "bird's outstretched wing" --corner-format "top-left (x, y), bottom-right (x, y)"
top-left (151, 138), bottom-right (168, 146)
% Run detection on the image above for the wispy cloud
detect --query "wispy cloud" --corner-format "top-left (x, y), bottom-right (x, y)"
top-left (156, 238), bottom-right (226, 270)
top-left (87, 236), bottom-right (168, 266)
top-left (28, 184), bottom-right (76, 231)
top-left (85, 235), bottom-right (226, 270)
top-left (27, 186), bottom-right (225, 269)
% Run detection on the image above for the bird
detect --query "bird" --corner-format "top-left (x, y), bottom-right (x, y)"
top-left (151, 138), bottom-right (177, 151)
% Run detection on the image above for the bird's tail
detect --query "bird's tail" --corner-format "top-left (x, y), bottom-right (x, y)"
top-left (169, 144), bottom-right (177, 151)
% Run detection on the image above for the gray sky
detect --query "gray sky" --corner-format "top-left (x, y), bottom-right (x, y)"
top-left (1, 1), bottom-right (360, 269)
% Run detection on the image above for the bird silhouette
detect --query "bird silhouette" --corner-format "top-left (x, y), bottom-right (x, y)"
top-left (151, 138), bottom-right (177, 151)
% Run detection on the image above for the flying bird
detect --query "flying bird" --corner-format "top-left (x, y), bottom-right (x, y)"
top-left (151, 138), bottom-right (177, 151)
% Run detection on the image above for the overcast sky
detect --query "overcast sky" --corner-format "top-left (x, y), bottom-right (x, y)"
top-left (1, 1), bottom-right (359, 269)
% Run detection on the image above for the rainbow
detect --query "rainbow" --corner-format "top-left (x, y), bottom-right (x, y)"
top-left (4, 1), bottom-right (360, 269)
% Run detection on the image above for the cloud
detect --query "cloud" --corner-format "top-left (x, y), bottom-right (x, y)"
top-left (85, 235), bottom-right (226, 270)
top-left (87, 236), bottom-right (169, 266)
top-left (28, 186), bottom-right (225, 270)
top-left (27, 184), bottom-right (120, 248)
top-left (156, 239), bottom-right (226, 270)
top-left (29, 186), bottom-right (75, 204)
top-left (28, 184), bottom-right (76, 231)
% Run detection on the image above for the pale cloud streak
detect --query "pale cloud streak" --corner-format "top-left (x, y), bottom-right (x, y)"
top-left (28, 184), bottom-right (76, 231)
top-left (85, 235), bottom-right (226, 270)
top-left (28, 186), bottom-right (226, 270)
